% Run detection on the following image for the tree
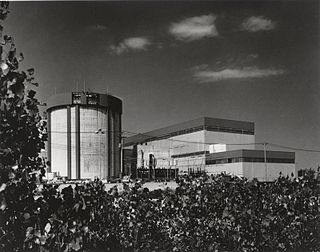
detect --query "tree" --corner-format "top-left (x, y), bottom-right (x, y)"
top-left (0, 2), bottom-right (47, 250)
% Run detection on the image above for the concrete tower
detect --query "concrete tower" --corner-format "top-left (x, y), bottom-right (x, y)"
top-left (46, 92), bottom-right (122, 180)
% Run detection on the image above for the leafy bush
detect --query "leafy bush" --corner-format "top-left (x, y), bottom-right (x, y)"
top-left (0, 2), bottom-right (47, 251)
top-left (1, 171), bottom-right (319, 252)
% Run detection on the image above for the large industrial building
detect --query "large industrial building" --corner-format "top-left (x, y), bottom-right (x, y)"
top-left (46, 91), bottom-right (122, 180)
top-left (124, 117), bottom-right (295, 181)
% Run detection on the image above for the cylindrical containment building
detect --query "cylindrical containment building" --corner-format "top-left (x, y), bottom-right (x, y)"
top-left (46, 92), bottom-right (122, 180)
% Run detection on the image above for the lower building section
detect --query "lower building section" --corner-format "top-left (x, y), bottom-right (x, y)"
top-left (124, 148), bottom-right (295, 182)
top-left (204, 149), bottom-right (295, 181)
top-left (205, 162), bottom-right (295, 181)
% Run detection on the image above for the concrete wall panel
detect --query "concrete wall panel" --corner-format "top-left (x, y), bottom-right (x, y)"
top-left (205, 163), bottom-right (244, 177)
top-left (243, 162), bottom-right (296, 181)
top-left (50, 109), bottom-right (68, 177)
top-left (136, 131), bottom-right (206, 169)
top-left (205, 162), bottom-right (295, 181)
top-left (204, 131), bottom-right (255, 151)
top-left (70, 107), bottom-right (76, 179)
top-left (79, 107), bottom-right (107, 179)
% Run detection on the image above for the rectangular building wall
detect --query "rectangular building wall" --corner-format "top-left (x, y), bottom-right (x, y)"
top-left (204, 131), bottom-right (255, 152)
top-left (170, 131), bottom-right (206, 155)
top-left (205, 163), bottom-right (244, 177)
top-left (137, 139), bottom-right (172, 168)
top-left (50, 109), bottom-right (68, 177)
top-left (176, 155), bottom-right (206, 174)
top-left (136, 130), bottom-right (206, 169)
top-left (242, 162), bottom-right (296, 181)
top-left (205, 162), bottom-right (295, 181)
top-left (135, 130), bottom-right (256, 173)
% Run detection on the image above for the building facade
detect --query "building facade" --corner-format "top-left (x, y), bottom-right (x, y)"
top-left (124, 117), bottom-right (295, 181)
top-left (205, 149), bottom-right (295, 181)
top-left (47, 92), bottom-right (122, 180)
top-left (124, 117), bottom-right (255, 174)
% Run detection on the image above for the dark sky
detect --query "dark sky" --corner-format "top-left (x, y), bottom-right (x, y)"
top-left (5, 1), bottom-right (320, 170)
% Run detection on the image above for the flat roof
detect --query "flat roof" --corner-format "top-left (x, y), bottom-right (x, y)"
top-left (206, 149), bottom-right (295, 161)
top-left (46, 92), bottom-right (122, 114)
top-left (124, 117), bottom-right (254, 146)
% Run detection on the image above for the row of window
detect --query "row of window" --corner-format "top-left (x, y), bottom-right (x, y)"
top-left (171, 150), bottom-right (209, 159)
top-left (206, 157), bottom-right (295, 165)
top-left (205, 126), bottom-right (254, 135)
top-left (72, 92), bottom-right (100, 105)
top-left (138, 125), bottom-right (253, 145)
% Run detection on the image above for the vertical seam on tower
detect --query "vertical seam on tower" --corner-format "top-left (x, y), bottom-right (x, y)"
top-left (67, 106), bottom-right (71, 179)
top-left (75, 105), bottom-right (80, 179)
top-left (108, 109), bottom-right (112, 178)
top-left (47, 111), bottom-right (51, 173)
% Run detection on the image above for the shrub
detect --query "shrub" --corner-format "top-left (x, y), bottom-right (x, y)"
top-left (0, 2), bottom-right (46, 250)
top-left (1, 172), bottom-right (319, 251)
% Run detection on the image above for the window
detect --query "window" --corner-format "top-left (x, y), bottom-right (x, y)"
top-left (171, 151), bottom-right (209, 159)
top-left (72, 92), bottom-right (82, 104)
top-left (86, 93), bottom-right (100, 105)
top-left (205, 126), bottom-right (254, 135)
top-left (206, 156), bottom-right (294, 165)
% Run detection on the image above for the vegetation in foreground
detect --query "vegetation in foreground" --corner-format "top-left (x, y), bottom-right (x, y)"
top-left (1, 171), bottom-right (320, 252)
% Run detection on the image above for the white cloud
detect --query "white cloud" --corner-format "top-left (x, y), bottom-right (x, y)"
top-left (241, 16), bottom-right (276, 32)
top-left (110, 37), bottom-right (151, 55)
top-left (194, 67), bottom-right (284, 83)
top-left (169, 14), bottom-right (219, 41)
